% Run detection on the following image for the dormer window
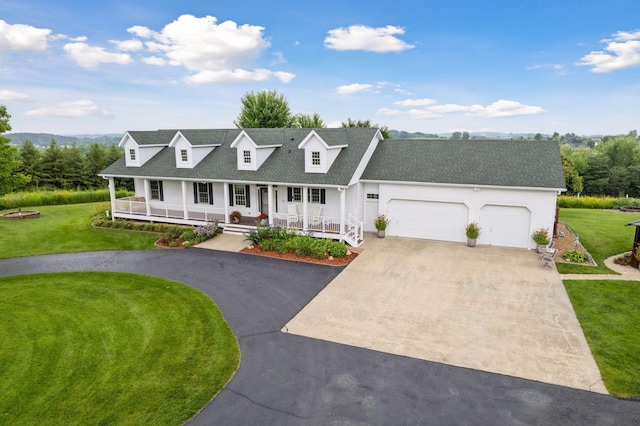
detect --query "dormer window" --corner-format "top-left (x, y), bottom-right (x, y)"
top-left (129, 149), bottom-right (136, 161)
top-left (311, 151), bottom-right (321, 166)
top-left (243, 150), bottom-right (252, 164)
top-left (180, 149), bottom-right (188, 162)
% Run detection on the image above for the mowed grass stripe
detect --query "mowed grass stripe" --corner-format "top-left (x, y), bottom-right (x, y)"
top-left (0, 203), bottom-right (158, 259)
top-left (0, 272), bottom-right (240, 425)
top-left (564, 280), bottom-right (640, 398)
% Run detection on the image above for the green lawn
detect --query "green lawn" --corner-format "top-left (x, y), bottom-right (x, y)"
top-left (557, 208), bottom-right (640, 274)
top-left (0, 203), bottom-right (158, 258)
top-left (564, 280), bottom-right (640, 398)
top-left (0, 272), bottom-right (240, 425)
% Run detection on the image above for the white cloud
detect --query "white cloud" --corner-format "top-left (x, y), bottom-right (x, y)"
top-left (127, 14), bottom-right (294, 84)
top-left (577, 30), bottom-right (640, 73)
top-left (185, 68), bottom-right (295, 84)
top-left (142, 56), bottom-right (168, 66)
top-left (111, 39), bottom-right (144, 52)
top-left (526, 63), bottom-right (566, 75)
top-left (377, 108), bottom-right (403, 116)
top-left (0, 90), bottom-right (31, 102)
top-left (336, 83), bottom-right (374, 95)
top-left (324, 25), bottom-right (414, 53)
top-left (464, 100), bottom-right (544, 118)
top-left (393, 98), bottom-right (437, 107)
top-left (25, 99), bottom-right (111, 118)
top-left (388, 98), bottom-right (544, 119)
top-left (0, 20), bottom-right (51, 53)
top-left (63, 42), bottom-right (133, 68)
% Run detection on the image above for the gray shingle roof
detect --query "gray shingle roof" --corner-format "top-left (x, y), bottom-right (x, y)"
top-left (101, 128), bottom-right (380, 186)
top-left (361, 139), bottom-right (566, 189)
top-left (127, 130), bottom-right (177, 145)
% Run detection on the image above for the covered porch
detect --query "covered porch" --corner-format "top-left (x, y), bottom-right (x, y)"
top-left (107, 178), bottom-right (364, 246)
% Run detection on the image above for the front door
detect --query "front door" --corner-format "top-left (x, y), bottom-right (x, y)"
top-left (260, 187), bottom-right (268, 215)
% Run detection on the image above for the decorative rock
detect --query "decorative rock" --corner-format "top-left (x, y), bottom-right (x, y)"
top-left (346, 250), bottom-right (352, 256)
top-left (328, 256), bottom-right (334, 260)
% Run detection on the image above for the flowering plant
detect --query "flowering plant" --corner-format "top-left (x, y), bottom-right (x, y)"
top-left (374, 214), bottom-right (390, 231)
top-left (257, 212), bottom-right (268, 221)
top-left (532, 228), bottom-right (550, 245)
top-left (465, 222), bottom-right (481, 239)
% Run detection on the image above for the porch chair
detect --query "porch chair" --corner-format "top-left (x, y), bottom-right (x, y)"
top-left (287, 204), bottom-right (299, 227)
top-left (539, 247), bottom-right (557, 268)
top-left (308, 205), bottom-right (322, 227)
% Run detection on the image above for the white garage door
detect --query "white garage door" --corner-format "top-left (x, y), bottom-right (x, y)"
top-left (479, 205), bottom-right (531, 248)
top-left (387, 200), bottom-right (468, 242)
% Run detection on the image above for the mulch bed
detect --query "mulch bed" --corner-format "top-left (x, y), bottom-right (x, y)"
top-left (553, 222), bottom-right (596, 266)
top-left (240, 245), bottom-right (359, 266)
top-left (154, 238), bottom-right (186, 249)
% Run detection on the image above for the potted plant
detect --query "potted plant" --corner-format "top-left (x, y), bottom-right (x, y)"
top-left (230, 210), bottom-right (242, 224)
top-left (374, 214), bottom-right (390, 238)
top-left (532, 227), bottom-right (550, 251)
top-left (257, 212), bottom-right (268, 226)
top-left (465, 222), bottom-right (480, 247)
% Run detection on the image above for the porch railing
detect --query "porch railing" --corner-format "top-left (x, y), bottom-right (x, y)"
top-left (271, 212), bottom-right (341, 234)
top-left (113, 198), bottom-right (224, 222)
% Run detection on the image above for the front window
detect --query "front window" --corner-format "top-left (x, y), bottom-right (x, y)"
top-left (366, 193), bottom-right (379, 200)
top-left (309, 188), bottom-right (321, 203)
top-left (311, 151), bottom-right (321, 166)
top-left (129, 149), bottom-right (136, 161)
top-left (292, 187), bottom-right (301, 202)
top-left (234, 184), bottom-right (246, 206)
top-left (150, 180), bottom-right (163, 201)
top-left (181, 149), bottom-right (188, 162)
top-left (198, 183), bottom-right (209, 203)
top-left (243, 150), bottom-right (252, 164)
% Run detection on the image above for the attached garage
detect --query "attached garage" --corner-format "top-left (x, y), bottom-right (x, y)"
top-left (387, 199), bottom-right (468, 242)
top-left (479, 205), bottom-right (531, 248)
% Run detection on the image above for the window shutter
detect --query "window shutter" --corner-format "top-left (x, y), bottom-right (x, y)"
top-left (287, 187), bottom-right (292, 202)
top-left (245, 185), bottom-right (251, 208)
top-left (208, 183), bottom-right (214, 205)
top-left (193, 183), bottom-right (198, 204)
top-left (228, 184), bottom-right (234, 206)
top-left (159, 181), bottom-right (164, 201)
top-left (320, 189), bottom-right (326, 204)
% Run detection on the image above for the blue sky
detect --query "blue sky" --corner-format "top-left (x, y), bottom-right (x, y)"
top-left (1, 0), bottom-right (639, 135)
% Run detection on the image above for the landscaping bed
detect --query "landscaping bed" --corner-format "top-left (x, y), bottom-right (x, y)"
top-left (553, 222), bottom-right (596, 266)
top-left (241, 244), bottom-right (359, 266)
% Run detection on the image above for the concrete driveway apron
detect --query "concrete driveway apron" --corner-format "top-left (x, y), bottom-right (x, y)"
top-left (286, 236), bottom-right (607, 393)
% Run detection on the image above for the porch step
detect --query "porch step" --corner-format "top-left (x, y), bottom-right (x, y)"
top-left (222, 223), bottom-right (255, 236)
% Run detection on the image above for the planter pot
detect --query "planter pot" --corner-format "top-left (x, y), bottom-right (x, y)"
top-left (231, 217), bottom-right (240, 224)
top-left (536, 244), bottom-right (548, 253)
top-left (377, 229), bottom-right (386, 238)
top-left (467, 238), bottom-right (477, 247)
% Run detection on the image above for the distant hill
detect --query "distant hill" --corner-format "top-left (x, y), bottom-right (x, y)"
top-left (5, 133), bottom-right (122, 147)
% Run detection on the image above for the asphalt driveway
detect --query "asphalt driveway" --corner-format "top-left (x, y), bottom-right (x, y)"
top-left (0, 249), bottom-right (638, 424)
top-left (287, 236), bottom-right (606, 393)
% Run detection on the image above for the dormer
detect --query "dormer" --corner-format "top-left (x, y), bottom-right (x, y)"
top-left (119, 131), bottom-right (171, 167)
top-left (230, 130), bottom-right (282, 171)
top-left (169, 131), bottom-right (220, 169)
top-left (297, 130), bottom-right (347, 174)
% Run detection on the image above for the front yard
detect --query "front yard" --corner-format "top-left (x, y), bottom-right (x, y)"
top-left (561, 208), bottom-right (640, 397)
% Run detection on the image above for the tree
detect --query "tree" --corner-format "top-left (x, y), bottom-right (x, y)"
top-left (534, 133), bottom-right (544, 141)
top-left (560, 151), bottom-right (583, 195)
top-left (598, 135), bottom-right (639, 168)
top-left (84, 143), bottom-right (109, 189)
top-left (40, 140), bottom-right (66, 189)
top-left (0, 106), bottom-right (29, 195)
top-left (462, 131), bottom-right (470, 140)
top-left (340, 118), bottom-right (390, 139)
top-left (582, 155), bottom-right (609, 195)
top-left (293, 113), bottom-right (325, 128)
top-left (62, 142), bottom-right (84, 189)
top-left (450, 131), bottom-right (462, 140)
top-left (18, 140), bottom-right (42, 190)
top-left (235, 90), bottom-right (293, 128)
top-left (551, 132), bottom-right (560, 141)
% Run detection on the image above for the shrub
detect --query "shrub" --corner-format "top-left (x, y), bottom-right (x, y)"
top-left (169, 241), bottom-right (179, 248)
top-left (245, 225), bottom-right (348, 259)
top-left (465, 222), bottom-right (481, 239)
top-left (532, 228), bottom-right (550, 245)
top-left (183, 241), bottom-right (191, 248)
top-left (374, 214), bottom-right (389, 231)
top-left (562, 250), bottom-right (587, 263)
top-left (0, 189), bottom-right (133, 209)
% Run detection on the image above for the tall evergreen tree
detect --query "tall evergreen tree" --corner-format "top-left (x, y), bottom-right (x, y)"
top-left (84, 143), bottom-right (109, 189)
top-left (18, 140), bottom-right (42, 190)
top-left (0, 105), bottom-right (29, 195)
top-left (62, 142), bottom-right (84, 189)
top-left (40, 140), bottom-right (66, 189)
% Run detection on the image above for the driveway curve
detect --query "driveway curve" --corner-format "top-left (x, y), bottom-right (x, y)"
top-left (1, 249), bottom-right (639, 425)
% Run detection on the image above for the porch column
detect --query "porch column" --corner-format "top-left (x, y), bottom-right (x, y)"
top-left (181, 180), bottom-right (188, 220)
top-left (143, 179), bottom-right (151, 216)
top-left (339, 187), bottom-right (346, 236)
top-left (302, 186), bottom-right (309, 230)
top-left (223, 182), bottom-right (230, 223)
top-left (267, 184), bottom-right (274, 226)
top-left (108, 177), bottom-right (116, 222)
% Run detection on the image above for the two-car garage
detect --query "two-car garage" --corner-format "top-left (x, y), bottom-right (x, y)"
top-left (384, 196), bottom-right (533, 249)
